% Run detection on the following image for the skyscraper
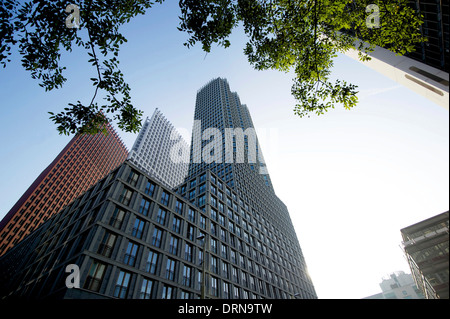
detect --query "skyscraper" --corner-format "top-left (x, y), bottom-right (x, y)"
top-left (0, 122), bottom-right (128, 256)
top-left (185, 78), bottom-right (317, 298)
top-left (0, 79), bottom-right (317, 300)
top-left (128, 108), bottom-right (189, 188)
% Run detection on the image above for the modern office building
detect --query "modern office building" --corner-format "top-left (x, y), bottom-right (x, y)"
top-left (0, 79), bottom-right (317, 299)
top-left (184, 78), bottom-right (316, 299)
top-left (363, 271), bottom-right (425, 299)
top-left (401, 211), bottom-right (449, 299)
top-left (128, 108), bottom-right (189, 188)
top-left (0, 122), bottom-right (128, 256)
top-left (344, 0), bottom-right (449, 109)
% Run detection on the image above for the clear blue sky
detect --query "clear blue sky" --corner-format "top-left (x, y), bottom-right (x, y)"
top-left (0, 2), bottom-right (448, 299)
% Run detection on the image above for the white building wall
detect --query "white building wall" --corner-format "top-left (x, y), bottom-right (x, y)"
top-left (128, 108), bottom-right (189, 188)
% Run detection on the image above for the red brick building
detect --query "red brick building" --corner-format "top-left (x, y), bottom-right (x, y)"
top-left (0, 123), bottom-right (128, 255)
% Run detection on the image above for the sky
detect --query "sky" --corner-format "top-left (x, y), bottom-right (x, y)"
top-left (0, 2), bottom-right (448, 299)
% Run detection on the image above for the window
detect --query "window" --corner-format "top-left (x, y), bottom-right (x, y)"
top-left (199, 183), bottom-right (206, 194)
top-left (232, 266), bottom-right (239, 283)
top-left (211, 277), bottom-right (218, 297)
top-left (199, 215), bottom-right (206, 229)
top-left (156, 208), bottom-right (167, 225)
top-left (211, 222), bottom-right (217, 236)
top-left (189, 189), bottom-right (196, 201)
top-left (223, 282), bottom-right (230, 299)
top-left (221, 244), bottom-right (228, 259)
top-left (161, 285), bottom-right (174, 299)
top-left (211, 209), bottom-right (217, 221)
top-left (109, 207), bottom-right (125, 229)
top-left (140, 278), bottom-right (153, 299)
top-left (182, 265), bottom-right (192, 287)
top-left (233, 286), bottom-right (240, 299)
top-left (190, 179), bottom-right (196, 188)
top-left (98, 232), bottom-right (116, 258)
top-left (188, 208), bottom-right (196, 222)
top-left (199, 173), bottom-right (206, 183)
top-left (146, 251), bottom-right (159, 274)
top-left (152, 228), bottom-right (163, 247)
top-left (180, 290), bottom-right (190, 299)
top-left (139, 199), bottom-right (151, 216)
top-left (187, 224), bottom-right (195, 241)
top-left (145, 181), bottom-right (156, 196)
top-left (166, 258), bottom-right (176, 281)
top-left (132, 218), bottom-right (145, 239)
top-left (198, 195), bottom-right (206, 207)
top-left (84, 261), bottom-right (106, 292)
top-left (210, 238), bottom-right (217, 254)
top-left (210, 196), bottom-right (217, 208)
top-left (185, 243), bottom-right (193, 262)
top-left (211, 256), bottom-right (218, 274)
top-left (160, 191), bottom-right (170, 206)
top-left (124, 242), bottom-right (139, 266)
top-left (172, 217), bottom-right (182, 234)
top-left (127, 170), bottom-right (139, 186)
top-left (114, 270), bottom-right (131, 299)
top-left (168, 236), bottom-right (179, 255)
top-left (119, 188), bottom-right (133, 205)
top-left (175, 200), bottom-right (183, 215)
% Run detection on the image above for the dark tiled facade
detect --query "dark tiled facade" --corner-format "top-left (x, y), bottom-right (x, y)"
top-left (0, 160), bottom-right (315, 299)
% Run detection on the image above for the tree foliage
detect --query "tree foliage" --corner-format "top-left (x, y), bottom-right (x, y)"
top-left (0, 0), bottom-right (425, 135)
top-left (179, 0), bottom-right (425, 117)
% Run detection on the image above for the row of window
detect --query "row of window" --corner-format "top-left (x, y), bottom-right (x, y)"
top-left (85, 257), bottom-right (302, 299)
top-left (120, 171), bottom-right (306, 288)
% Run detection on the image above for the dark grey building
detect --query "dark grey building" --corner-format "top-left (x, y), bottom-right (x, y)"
top-left (0, 79), bottom-right (317, 299)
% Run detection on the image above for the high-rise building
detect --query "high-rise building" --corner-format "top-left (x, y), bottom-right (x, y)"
top-left (128, 108), bottom-right (189, 188)
top-left (0, 122), bottom-right (128, 256)
top-left (401, 211), bottom-right (449, 299)
top-left (363, 271), bottom-right (425, 299)
top-left (184, 78), bottom-right (317, 298)
top-left (344, 1), bottom-right (449, 109)
top-left (0, 79), bottom-right (317, 300)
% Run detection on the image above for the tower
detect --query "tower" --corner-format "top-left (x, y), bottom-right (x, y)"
top-left (128, 108), bottom-right (189, 188)
top-left (0, 122), bottom-right (128, 256)
top-left (184, 78), bottom-right (317, 298)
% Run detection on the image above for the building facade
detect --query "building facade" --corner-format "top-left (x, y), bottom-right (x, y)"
top-left (401, 211), bottom-right (449, 299)
top-left (128, 108), bottom-right (189, 188)
top-left (184, 78), bottom-right (316, 298)
top-left (0, 160), bottom-right (314, 299)
top-left (0, 79), bottom-right (317, 299)
top-left (363, 271), bottom-right (425, 299)
top-left (0, 122), bottom-right (128, 256)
